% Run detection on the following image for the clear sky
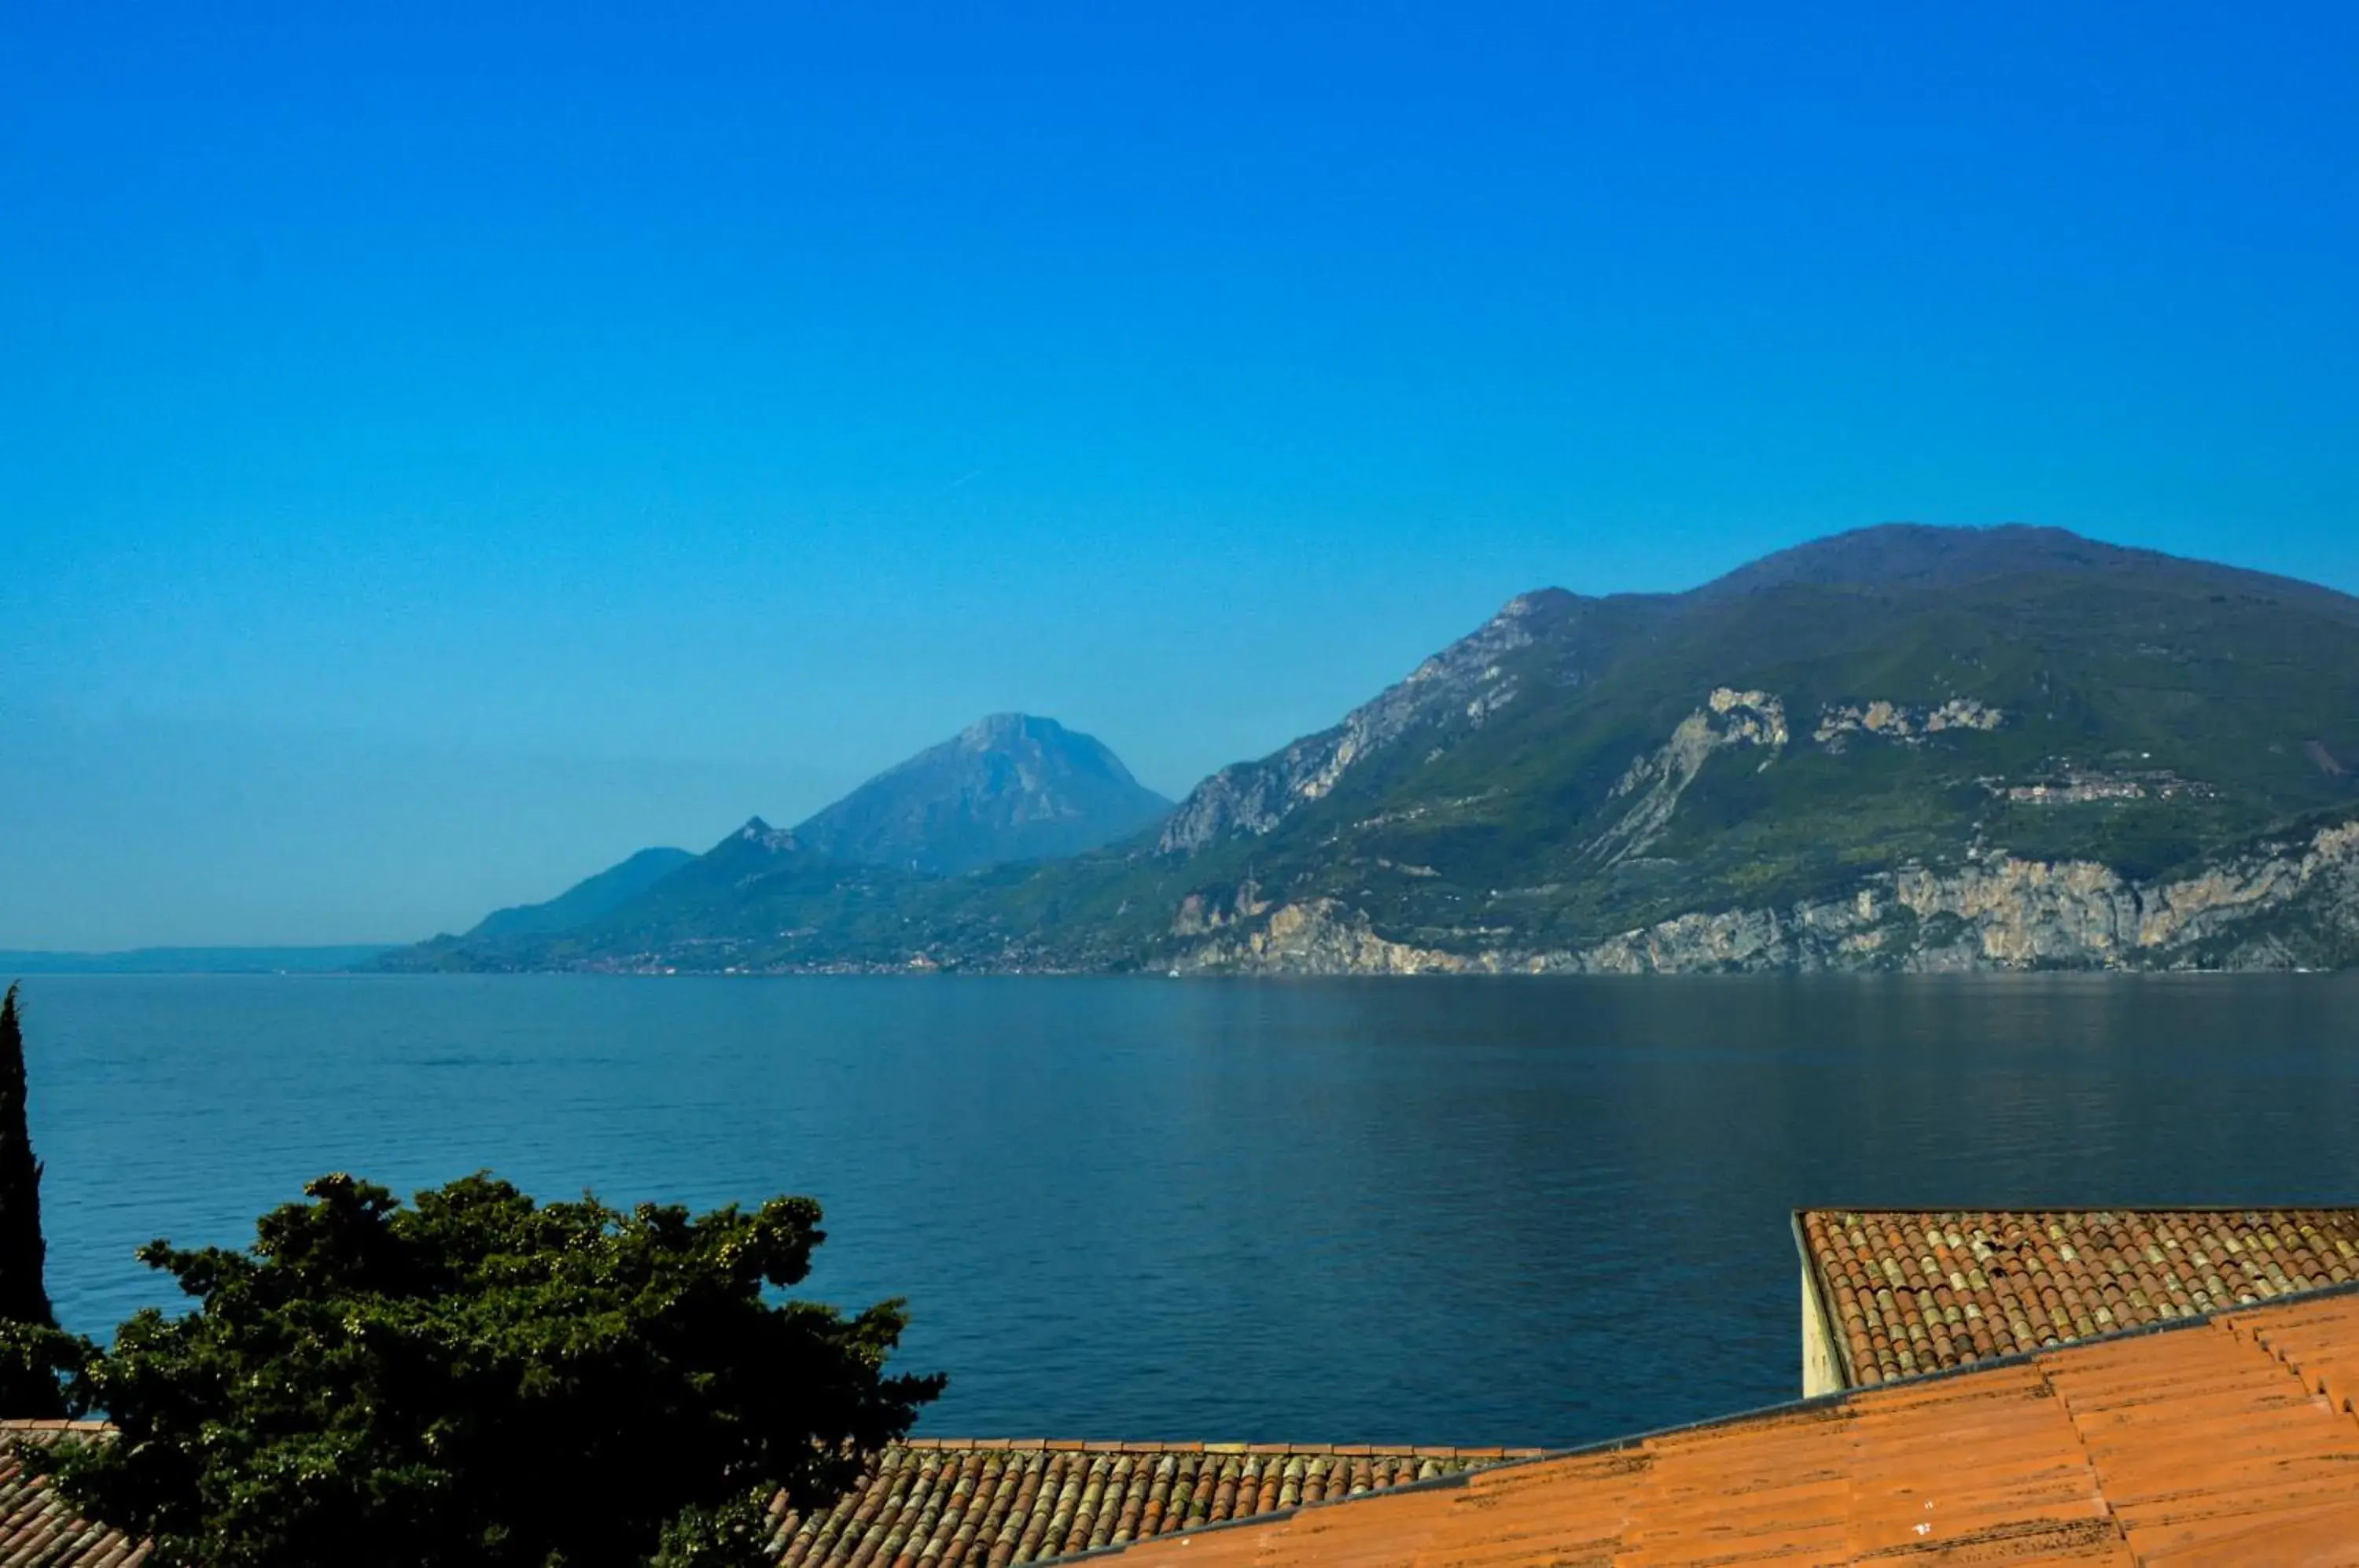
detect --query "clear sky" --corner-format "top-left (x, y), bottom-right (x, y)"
top-left (5, 3), bottom-right (2356, 948)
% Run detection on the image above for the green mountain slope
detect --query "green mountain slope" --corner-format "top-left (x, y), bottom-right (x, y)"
top-left (1273, 547), bottom-right (2357, 943)
top-left (396, 819), bottom-right (933, 973)
top-left (392, 525), bottom-right (2359, 974)
top-left (1109, 527), bottom-right (2359, 970)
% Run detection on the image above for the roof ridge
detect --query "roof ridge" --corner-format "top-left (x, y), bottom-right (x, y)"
top-left (0, 1419), bottom-right (110, 1432)
top-left (891, 1438), bottom-right (1544, 1457)
top-left (1795, 1202), bottom-right (2359, 1213)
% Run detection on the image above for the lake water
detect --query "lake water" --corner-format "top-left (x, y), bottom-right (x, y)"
top-left (18, 974), bottom-right (2359, 1448)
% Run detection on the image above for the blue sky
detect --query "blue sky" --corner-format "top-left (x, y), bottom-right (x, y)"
top-left (5, 3), bottom-right (2356, 946)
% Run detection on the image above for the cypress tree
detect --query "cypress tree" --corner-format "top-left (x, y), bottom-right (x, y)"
top-left (0, 984), bottom-right (55, 1330)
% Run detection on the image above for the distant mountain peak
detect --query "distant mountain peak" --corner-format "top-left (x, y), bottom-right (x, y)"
top-left (792, 714), bottom-right (1171, 874)
top-left (957, 712), bottom-right (1058, 749)
top-left (1693, 521), bottom-right (2120, 597)
top-left (1688, 521), bottom-right (2359, 620)
top-left (734, 817), bottom-right (803, 852)
top-left (1497, 587), bottom-right (1581, 620)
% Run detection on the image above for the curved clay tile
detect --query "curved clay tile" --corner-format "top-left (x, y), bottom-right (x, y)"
top-left (1801, 1207), bottom-right (2359, 1389)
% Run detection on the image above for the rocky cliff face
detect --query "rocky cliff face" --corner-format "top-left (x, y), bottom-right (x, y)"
top-left (1171, 819), bottom-right (2359, 974)
top-left (1171, 897), bottom-right (1481, 975)
top-left (1155, 590), bottom-right (1594, 853)
top-left (1588, 687), bottom-right (1790, 865)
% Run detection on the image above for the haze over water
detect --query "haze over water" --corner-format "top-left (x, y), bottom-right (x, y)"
top-left (26, 974), bottom-right (2359, 1448)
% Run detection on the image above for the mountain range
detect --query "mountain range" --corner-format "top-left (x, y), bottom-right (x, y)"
top-left (418, 714), bottom-right (1171, 960)
top-left (391, 525), bottom-right (2359, 975)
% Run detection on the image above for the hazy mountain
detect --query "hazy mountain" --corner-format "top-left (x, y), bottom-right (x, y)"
top-left (462, 847), bottom-right (699, 940)
top-left (390, 525), bottom-right (2359, 974)
top-left (791, 713), bottom-right (1172, 874)
top-left (399, 716), bottom-right (1166, 970)
top-left (393, 817), bottom-right (922, 973)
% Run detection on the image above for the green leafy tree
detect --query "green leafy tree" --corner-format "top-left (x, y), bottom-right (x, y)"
top-left (646, 1493), bottom-right (782, 1568)
top-left (39, 1172), bottom-right (943, 1567)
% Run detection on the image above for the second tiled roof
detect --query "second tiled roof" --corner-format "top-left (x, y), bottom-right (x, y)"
top-left (756, 1441), bottom-right (1536, 1568)
top-left (1799, 1206), bottom-right (2359, 1385)
top-left (0, 1431), bottom-right (1533, 1568)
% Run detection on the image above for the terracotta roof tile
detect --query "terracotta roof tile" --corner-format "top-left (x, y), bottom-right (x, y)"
top-left (0, 1423), bottom-right (145, 1568)
top-left (0, 1429), bottom-right (1516, 1568)
top-left (1090, 1285), bottom-right (2359, 1568)
top-left (761, 1443), bottom-right (1511, 1566)
top-left (1798, 1206), bottom-right (2359, 1386)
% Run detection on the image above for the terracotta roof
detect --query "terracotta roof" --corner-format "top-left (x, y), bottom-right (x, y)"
top-left (755, 1441), bottom-right (1533, 1566)
top-left (1798, 1206), bottom-right (2359, 1386)
top-left (0, 1423), bottom-right (143, 1566)
top-left (0, 1430), bottom-right (1524, 1567)
top-left (1095, 1285), bottom-right (2359, 1567)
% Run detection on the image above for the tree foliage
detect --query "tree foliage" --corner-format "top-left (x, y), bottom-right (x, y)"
top-left (40, 1172), bottom-right (943, 1567)
top-left (646, 1493), bottom-right (783, 1568)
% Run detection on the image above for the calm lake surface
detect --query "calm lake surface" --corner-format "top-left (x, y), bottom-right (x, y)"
top-left (20, 974), bottom-right (2359, 1448)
